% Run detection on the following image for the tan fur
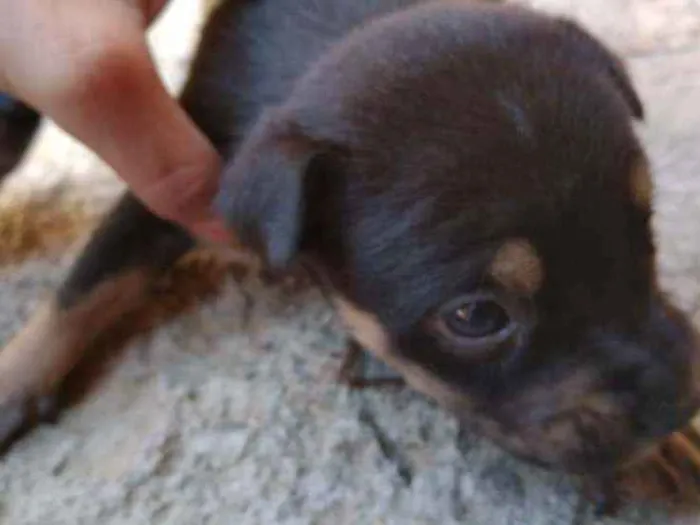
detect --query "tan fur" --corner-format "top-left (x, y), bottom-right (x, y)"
top-left (0, 270), bottom-right (150, 401)
top-left (630, 157), bottom-right (653, 209)
top-left (489, 238), bottom-right (543, 295)
top-left (332, 296), bottom-right (470, 412)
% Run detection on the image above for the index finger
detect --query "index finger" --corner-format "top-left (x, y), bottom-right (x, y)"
top-left (0, 0), bottom-right (231, 242)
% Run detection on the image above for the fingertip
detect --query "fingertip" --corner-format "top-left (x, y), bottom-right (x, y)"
top-left (190, 216), bottom-right (234, 245)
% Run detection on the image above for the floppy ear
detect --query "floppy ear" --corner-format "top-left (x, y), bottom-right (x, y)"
top-left (214, 109), bottom-right (330, 269)
top-left (555, 17), bottom-right (644, 121)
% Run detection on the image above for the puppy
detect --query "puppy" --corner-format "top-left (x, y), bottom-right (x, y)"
top-left (1, 0), bottom-right (698, 510)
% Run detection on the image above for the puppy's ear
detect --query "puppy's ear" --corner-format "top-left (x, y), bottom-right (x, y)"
top-left (214, 109), bottom-right (333, 269)
top-left (555, 17), bottom-right (644, 121)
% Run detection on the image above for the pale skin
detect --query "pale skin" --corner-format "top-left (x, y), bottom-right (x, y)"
top-left (0, 0), bottom-right (230, 242)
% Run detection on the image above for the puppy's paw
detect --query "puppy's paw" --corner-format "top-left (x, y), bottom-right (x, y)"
top-left (0, 394), bottom-right (60, 455)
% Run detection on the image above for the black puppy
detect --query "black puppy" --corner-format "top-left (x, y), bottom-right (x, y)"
top-left (1, 0), bottom-right (698, 507)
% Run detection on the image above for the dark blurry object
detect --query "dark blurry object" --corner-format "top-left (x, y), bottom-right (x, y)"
top-left (0, 93), bottom-right (41, 178)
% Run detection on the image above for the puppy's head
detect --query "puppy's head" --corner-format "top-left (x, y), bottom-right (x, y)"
top-left (215, 3), bottom-right (700, 481)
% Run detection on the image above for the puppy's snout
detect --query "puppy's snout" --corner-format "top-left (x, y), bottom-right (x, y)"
top-left (637, 396), bottom-right (699, 441)
top-left (614, 302), bottom-right (700, 441)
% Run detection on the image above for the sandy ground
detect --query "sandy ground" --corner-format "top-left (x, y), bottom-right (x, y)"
top-left (3, 1), bottom-right (700, 524)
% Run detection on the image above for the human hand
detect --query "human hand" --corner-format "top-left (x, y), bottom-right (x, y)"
top-left (0, 0), bottom-right (231, 242)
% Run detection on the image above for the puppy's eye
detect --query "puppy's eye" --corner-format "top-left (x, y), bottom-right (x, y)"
top-left (445, 300), bottom-right (509, 338)
top-left (438, 293), bottom-right (516, 344)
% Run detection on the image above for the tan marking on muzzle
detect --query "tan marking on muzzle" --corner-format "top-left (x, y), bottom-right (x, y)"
top-left (332, 296), bottom-right (469, 411)
top-left (488, 239), bottom-right (543, 295)
top-left (0, 270), bottom-right (149, 402)
top-left (630, 157), bottom-right (653, 209)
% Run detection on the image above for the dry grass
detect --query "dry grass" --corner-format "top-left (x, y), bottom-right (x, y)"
top-left (0, 195), bottom-right (97, 266)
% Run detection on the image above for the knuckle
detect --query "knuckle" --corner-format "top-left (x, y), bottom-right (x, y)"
top-left (43, 22), bottom-right (145, 108)
top-left (69, 41), bottom-right (143, 102)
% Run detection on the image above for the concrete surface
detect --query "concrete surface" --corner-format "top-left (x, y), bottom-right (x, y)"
top-left (3, 1), bottom-right (700, 524)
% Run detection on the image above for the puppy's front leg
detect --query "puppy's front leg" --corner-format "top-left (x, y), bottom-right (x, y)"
top-left (0, 192), bottom-right (194, 451)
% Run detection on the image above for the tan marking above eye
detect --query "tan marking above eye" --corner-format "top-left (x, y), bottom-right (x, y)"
top-left (630, 156), bottom-right (653, 209)
top-left (488, 239), bottom-right (543, 295)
